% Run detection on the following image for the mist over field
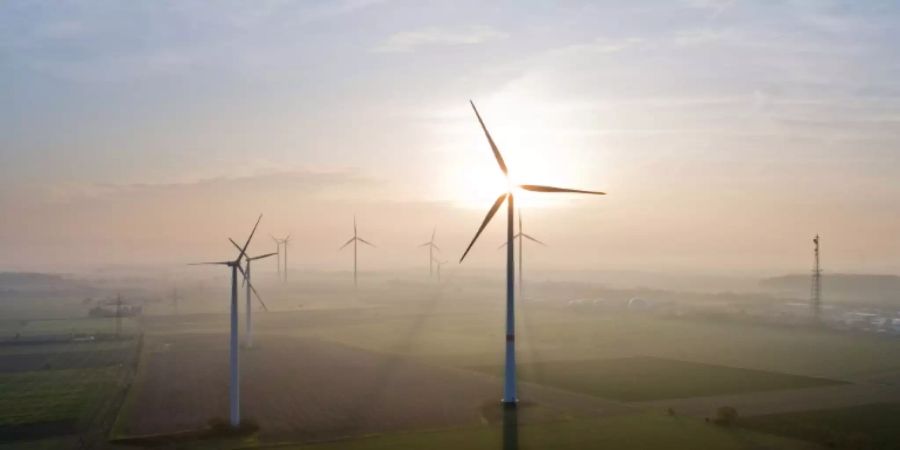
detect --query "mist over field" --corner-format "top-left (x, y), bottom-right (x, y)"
top-left (2, 0), bottom-right (899, 449)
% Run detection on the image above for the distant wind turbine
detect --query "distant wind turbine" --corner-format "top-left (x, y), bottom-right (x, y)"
top-left (339, 216), bottom-right (375, 289)
top-left (189, 214), bottom-right (264, 427)
top-left (499, 211), bottom-right (546, 300)
top-left (434, 258), bottom-right (448, 282)
top-left (459, 101), bottom-right (605, 408)
top-left (230, 241), bottom-right (276, 349)
top-left (419, 227), bottom-right (440, 276)
top-left (270, 234), bottom-right (290, 282)
top-left (282, 235), bottom-right (291, 282)
top-left (270, 235), bottom-right (282, 279)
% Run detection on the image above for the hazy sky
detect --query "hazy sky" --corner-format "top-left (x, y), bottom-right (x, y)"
top-left (1, 0), bottom-right (899, 275)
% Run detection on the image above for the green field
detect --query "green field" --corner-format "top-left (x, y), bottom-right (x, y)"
top-left (259, 414), bottom-right (819, 450)
top-left (0, 367), bottom-right (120, 434)
top-left (739, 403), bottom-right (900, 450)
top-left (0, 317), bottom-right (139, 340)
top-left (0, 336), bottom-right (138, 444)
top-left (472, 357), bottom-right (844, 401)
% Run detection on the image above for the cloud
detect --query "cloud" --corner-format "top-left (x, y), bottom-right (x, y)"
top-left (373, 25), bottom-right (508, 53)
top-left (682, 0), bottom-right (735, 17)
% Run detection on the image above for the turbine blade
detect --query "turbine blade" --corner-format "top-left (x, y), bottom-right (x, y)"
top-left (239, 214), bottom-right (263, 260)
top-left (250, 252), bottom-right (278, 261)
top-left (470, 100), bottom-right (508, 175)
top-left (498, 233), bottom-right (522, 249)
top-left (249, 281), bottom-right (268, 311)
top-left (188, 261), bottom-right (231, 266)
top-left (431, 226), bottom-right (436, 241)
top-left (519, 184), bottom-right (606, 195)
top-left (523, 234), bottom-right (547, 245)
top-left (229, 238), bottom-right (243, 255)
top-left (339, 237), bottom-right (355, 250)
top-left (419, 242), bottom-right (432, 247)
top-left (431, 243), bottom-right (440, 251)
top-left (236, 265), bottom-right (268, 311)
top-left (357, 237), bottom-right (376, 247)
top-left (460, 193), bottom-right (508, 263)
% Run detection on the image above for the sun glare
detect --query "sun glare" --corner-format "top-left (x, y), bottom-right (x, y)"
top-left (443, 97), bottom-right (597, 210)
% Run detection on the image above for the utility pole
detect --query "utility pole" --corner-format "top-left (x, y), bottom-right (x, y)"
top-left (811, 234), bottom-right (822, 323)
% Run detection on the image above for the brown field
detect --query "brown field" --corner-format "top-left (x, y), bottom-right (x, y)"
top-left (118, 332), bottom-right (632, 443)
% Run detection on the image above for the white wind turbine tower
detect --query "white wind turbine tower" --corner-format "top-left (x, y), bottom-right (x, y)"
top-left (270, 235), bottom-right (282, 280)
top-left (434, 258), bottom-right (448, 282)
top-left (459, 101), bottom-right (605, 408)
top-left (499, 211), bottom-right (546, 300)
top-left (230, 241), bottom-right (276, 349)
top-left (339, 216), bottom-right (375, 289)
top-left (282, 235), bottom-right (291, 282)
top-left (190, 214), bottom-right (264, 427)
top-left (419, 227), bottom-right (440, 276)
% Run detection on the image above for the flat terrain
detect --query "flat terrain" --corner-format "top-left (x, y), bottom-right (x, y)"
top-left (117, 292), bottom-right (900, 449)
top-left (644, 383), bottom-right (900, 419)
top-left (8, 279), bottom-right (900, 449)
top-left (472, 356), bottom-right (843, 401)
top-left (263, 413), bottom-right (820, 450)
top-left (118, 333), bottom-right (632, 443)
top-left (0, 336), bottom-right (138, 446)
top-left (246, 297), bottom-right (900, 382)
top-left (739, 403), bottom-right (900, 450)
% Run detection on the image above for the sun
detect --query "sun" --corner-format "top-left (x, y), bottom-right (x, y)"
top-left (434, 95), bottom-right (606, 210)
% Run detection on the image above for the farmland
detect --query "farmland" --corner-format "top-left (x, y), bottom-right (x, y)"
top-left (116, 332), bottom-right (632, 442)
top-left (270, 413), bottom-right (821, 450)
top-left (0, 315), bottom-right (140, 448)
top-left (738, 403), bottom-right (900, 450)
top-left (471, 357), bottom-right (844, 401)
top-left (104, 283), bottom-right (900, 449)
top-left (6, 279), bottom-right (900, 449)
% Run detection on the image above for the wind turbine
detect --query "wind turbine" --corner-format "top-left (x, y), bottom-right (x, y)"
top-left (282, 235), bottom-right (291, 282)
top-left (499, 211), bottom-right (546, 300)
top-left (419, 227), bottom-right (440, 276)
top-left (270, 235), bottom-right (282, 280)
top-left (189, 214), bottom-right (264, 427)
top-left (230, 241), bottom-right (276, 349)
top-left (434, 258), bottom-right (448, 282)
top-left (339, 216), bottom-right (375, 289)
top-left (459, 101), bottom-right (605, 408)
